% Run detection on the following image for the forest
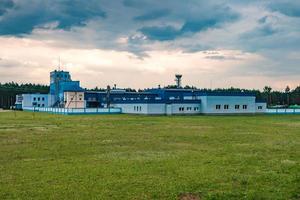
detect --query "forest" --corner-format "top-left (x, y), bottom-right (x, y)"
top-left (0, 82), bottom-right (49, 109)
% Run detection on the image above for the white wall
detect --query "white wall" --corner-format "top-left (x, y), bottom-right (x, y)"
top-left (171, 103), bottom-right (201, 115)
top-left (199, 96), bottom-right (256, 114)
top-left (113, 103), bottom-right (201, 115)
top-left (22, 94), bottom-right (49, 108)
top-left (147, 104), bottom-right (166, 114)
top-left (255, 103), bottom-right (267, 113)
top-left (64, 92), bottom-right (85, 108)
top-left (113, 103), bottom-right (149, 114)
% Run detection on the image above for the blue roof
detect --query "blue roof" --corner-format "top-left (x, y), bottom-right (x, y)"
top-left (145, 88), bottom-right (256, 97)
top-left (113, 99), bottom-right (201, 104)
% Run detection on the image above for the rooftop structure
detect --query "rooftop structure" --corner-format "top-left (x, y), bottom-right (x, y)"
top-left (175, 74), bottom-right (182, 88)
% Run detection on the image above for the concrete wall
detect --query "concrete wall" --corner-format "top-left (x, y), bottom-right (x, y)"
top-left (199, 96), bottom-right (256, 114)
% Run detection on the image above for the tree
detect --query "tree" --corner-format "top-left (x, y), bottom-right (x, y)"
top-left (285, 86), bottom-right (291, 105)
top-left (263, 86), bottom-right (272, 105)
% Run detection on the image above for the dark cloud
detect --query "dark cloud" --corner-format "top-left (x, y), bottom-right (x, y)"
top-left (0, 0), bottom-right (14, 15)
top-left (0, 0), bottom-right (299, 60)
top-left (241, 25), bottom-right (278, 39)
top-left (138, 4), bottom-right (239, 41)
top-left (139, 26), bottom-right (181, 41)
top-left (123, 0), bottom-right (145, 8)
top-left (0, 0), bottom-right (106, 35)
top-left (134, 9), bottom-right (170, 21)
top-left (269, 1), bottom-right (300, 17)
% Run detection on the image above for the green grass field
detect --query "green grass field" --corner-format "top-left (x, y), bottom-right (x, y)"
top-left (0, 112), bottom-right (299, 200)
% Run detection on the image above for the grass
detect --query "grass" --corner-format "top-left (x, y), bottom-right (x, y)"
top-left (0, 112), bottom-right (299, 200)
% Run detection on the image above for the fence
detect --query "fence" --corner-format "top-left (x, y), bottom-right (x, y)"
top-left (266, 108), bottom-right (300, 114)
top-left (23, 107), bottom-right (122, 115)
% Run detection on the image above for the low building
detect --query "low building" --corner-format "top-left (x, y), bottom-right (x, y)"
top-left (15, 93), bottom-right (51, 109)
top-left (16, 70), bottom-right (267, 115)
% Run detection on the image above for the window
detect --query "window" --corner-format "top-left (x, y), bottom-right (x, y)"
top-left (235, 105), bottom-right (240, 109)
top-left (42, 97), bottom-right (45, 101)
top-left (38, 104), bottom-right (40, 107)
top-left (258, 106), bottom-right (263, 110)
top-left (140, 106), bottom-right (142, 111)
top-left (243, 105), bottom-right (248, 109)
top-left (38, 97), bottom-right (40, 101)
top-left (79, 98), bottom-right (82, 101)
top-left (216, 105), bottom-right (221, 110)
top-left (33, 97), bottom-right (36, 101)
top-left (42, 104), bottom-right (44, 107)
top-left (224, 105), bottom-right (229, 109)
top-left (134, 106), bottom-right (136, 111)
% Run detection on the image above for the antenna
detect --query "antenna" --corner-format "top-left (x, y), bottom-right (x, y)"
top-left (58, 56), bottom-right (61, 71)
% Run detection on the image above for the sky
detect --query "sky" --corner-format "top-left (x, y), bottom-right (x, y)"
top-left (0, 0), bottom-right (299, 90)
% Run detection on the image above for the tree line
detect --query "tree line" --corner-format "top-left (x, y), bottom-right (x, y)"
top-left (1, 81), bottom-right (299, 109)
top-left (0, 82), bottom-right (49, 109)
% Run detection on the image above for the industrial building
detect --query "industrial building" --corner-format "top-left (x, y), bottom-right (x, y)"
top-left (16, 70), bottom-right (267, 115)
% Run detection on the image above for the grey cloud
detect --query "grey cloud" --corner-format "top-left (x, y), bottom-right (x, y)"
top-left (134, 9), bottom-right (171, 21)
top-left (138, 3), bottom-right (239, 41)
top-left (0, 0), bottom-right (14, 15)
top-left (205, 55), bottom-right (242, 60)
top-left (269, 1), bottom-right (300, 17)
top-left (0, 0), bottom-right (106, 35)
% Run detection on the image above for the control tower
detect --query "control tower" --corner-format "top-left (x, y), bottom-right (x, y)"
top-left (50, 70), bottom-right (83, 107)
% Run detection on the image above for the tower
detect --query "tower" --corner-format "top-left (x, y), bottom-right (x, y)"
top-left (50, 70), bottom-right (72, 106)
top-left (175, 74), bottom-right (182, 88)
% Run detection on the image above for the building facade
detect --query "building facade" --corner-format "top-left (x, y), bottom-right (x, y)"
top-left (16, 70), bottom-right (267, 115)
top-left (15, 93), bottom-right (51, 109)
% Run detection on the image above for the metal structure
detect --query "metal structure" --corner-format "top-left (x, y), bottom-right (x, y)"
top-left (175, 74), bottom-right (182, 88)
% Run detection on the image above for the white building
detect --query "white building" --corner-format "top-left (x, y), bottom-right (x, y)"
top-left (15, 94), bottom-right (52, 109)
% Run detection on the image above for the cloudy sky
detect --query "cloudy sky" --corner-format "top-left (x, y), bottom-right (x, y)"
top-left (0, 0), bottom-right (299, 90)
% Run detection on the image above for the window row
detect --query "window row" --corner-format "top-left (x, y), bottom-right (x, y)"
top-left (134, 106), bottom-right (142, 111)
top-left (32, 103), bottom-right (45, 107)
top-left (33, 97), bottom-right (45, 101)
top-left (179, 107), bottom-right (199, 111)
top-left (216, 105), bottom-right (248, 110)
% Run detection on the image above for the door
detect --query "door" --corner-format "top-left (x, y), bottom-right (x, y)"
top-left (166, 104), bottom-right (172, 115)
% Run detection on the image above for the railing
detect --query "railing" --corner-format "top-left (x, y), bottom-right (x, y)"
top-left (266, 109), bottom-right (300, 114)
top-left (22, 107), bottom-right (122, 115)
